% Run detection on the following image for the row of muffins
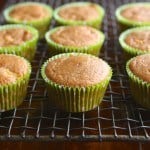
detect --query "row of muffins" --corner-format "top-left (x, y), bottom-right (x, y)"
top-left (0, 1), bottom-right (109, 112)
top-left (0, 1), bottom-right (149, 112)
top-left (1, 2), bottom-right (106, 60)
top-left (3, 2), bottom-right (150, 37)
top-left (3, 2), bottom-right (104, 38)
top-left (117, 3), bottom-right (150, 109)
top-left (1, 1), bottom-right (150, 58)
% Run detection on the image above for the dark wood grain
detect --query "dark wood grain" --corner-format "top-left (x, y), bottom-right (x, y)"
top-left (0, 140), bottom-right (150, 150)
top-left (1, 141), bottom-right (150, 150)
top-left (0, 0), bottom-right (4, 10)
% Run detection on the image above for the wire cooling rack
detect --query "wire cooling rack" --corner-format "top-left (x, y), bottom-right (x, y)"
top-left (0, 0), bottom-right (149, 142)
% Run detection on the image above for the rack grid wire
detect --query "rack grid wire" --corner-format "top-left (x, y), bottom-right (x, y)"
top-left (0, 0), bottom-right (150, 142)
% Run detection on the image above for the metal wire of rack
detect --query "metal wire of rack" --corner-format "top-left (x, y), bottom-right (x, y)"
top-left (0, 0), bottom-right (150, 142)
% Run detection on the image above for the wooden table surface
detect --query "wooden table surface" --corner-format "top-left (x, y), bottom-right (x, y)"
top-left (0, 0), bottom-right (149, 149)
top-left (0, 141), bottom-right (149, 150)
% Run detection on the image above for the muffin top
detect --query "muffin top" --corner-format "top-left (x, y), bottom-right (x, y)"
top-left (0, 28), bottom-right (32, 47)
top-left (125, 30), bottom-right (150, 51)
top-left (129, 54), bottom-right (150, 83)
top-left (58, 3), bottom-right (100, 21)
top-left (50, 26), bottom-right (101, 47)
top-left (45, 54), bottom-right (110, 87)
top-left (9, 4), bottom-right (49, 21)
top-left (0, 54), bottom-right (29, 85)
top-left (121, 5), bottom-right (150, 22)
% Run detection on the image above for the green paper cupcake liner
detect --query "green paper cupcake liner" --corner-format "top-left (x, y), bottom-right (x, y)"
top-left (126, 58), bottom-right (150, 109)
top-left (119, 26), bottom-right (150, 60)
top-left (41, 53), bottom-right (112, 112)
top-left (3, 2), bottom-right (53, 38)
top-left (116, 2), bottom-right (150, 28)
top-left (0, 24), bottom-right (39, 61)
top-left (45, 26), bottom-right (105, 56)
top-left (53, 2), bottom-right (105, 29)
top-left (0, 55), bottom-right (31, 112)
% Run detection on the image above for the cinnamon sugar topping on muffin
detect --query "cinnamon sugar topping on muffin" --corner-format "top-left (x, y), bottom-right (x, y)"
top-left (0, 54), bottom-right (28, 85)
top-left (121, 5), bottom-right (150, 22)
top-left (0, 28), bottom-right (32, 47)
top-left (125, 30), bottom-right (150, 51)
top-left (58, 4), bottom-right (99, 21)
top-left (45, 54), bottom-right (110, 87)
top-left (50, 26), bottom-right (100, 47)
top-left (10, 4), bottom-right (49, 21)
top-left (129, 54), bottom-right (150, 82)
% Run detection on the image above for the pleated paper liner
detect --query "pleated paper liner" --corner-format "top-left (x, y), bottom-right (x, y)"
top-left (41, 53), bottom-right (112, 112)
top-left (45, 26), bottom-right (105, 56)
top-left (0, 55), bottom-right (31, 112)
top-left (3, 2), bottom-right (53, 38)
top-left (126, 57), bottom-right (150, 109)
top-left (53, 2), bottom-right (105, 29)
top-left (0, 24), bottom-right (39, 61)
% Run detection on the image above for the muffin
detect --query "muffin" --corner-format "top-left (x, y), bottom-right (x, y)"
top-left (53, 2), bottom-right (105, 28)
top-left (41, 53), bottom-right (112, 112)
top-left (0, 54), bottom-right (31, 111)
top-left (116, 3), bottom-right (150, 30)
top-left (4, 2), bottom-right (53, 38)
top-left (119, 26), bottom-right (150, 60)
top-left (45, 25), bottom-right (105, 56)
top-left (126, 54), bottom-right (150, 108)
top-left (0, 24), bottom-right (38, 61)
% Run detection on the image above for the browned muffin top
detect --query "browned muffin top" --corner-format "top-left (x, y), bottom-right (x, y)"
top-left (121, 5), bottom-right (150, 22)
top-left (58, 4), bottom-right (99, 21)
top-left (125, 30), bottom-right (150, 51)
top-left (10, 4), bottom-right (49, 21)
top-left (45, 54), bottom-right (110, 87)
top-left (0, 54), bottom-right (29, 85)
top-left (0, 68), bottom-right (17, 85)
top-left (0, 28), bottom-right (32, 47)
top-left (129, 54), bottom-right (150, 83)
top-left (50, 26), bottom-right (100, 47)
